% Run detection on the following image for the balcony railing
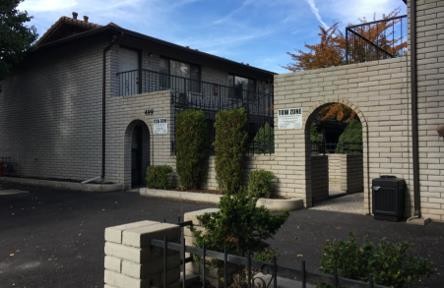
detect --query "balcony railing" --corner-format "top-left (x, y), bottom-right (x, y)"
top-left (116, 69), bottom-right (273, 118)
top-left (345, 15), bottom-right (407, 64)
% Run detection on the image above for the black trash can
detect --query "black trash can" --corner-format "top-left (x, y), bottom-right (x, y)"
top-left (372, 175), bottom-right (406, 221)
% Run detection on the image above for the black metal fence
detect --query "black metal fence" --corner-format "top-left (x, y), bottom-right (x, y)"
top-left (311, 141), bottom-right (363, 154)
top-left (345, 15), bottom-right (407, 64)
top-left (153, 219), bottom-right (389, 288)
top-left (116, 69), bottom-right (273, 118)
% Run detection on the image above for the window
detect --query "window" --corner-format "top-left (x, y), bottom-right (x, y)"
top-left (170, 59), bottom-right (201, 93)
top-left (159, 57), bottom-right (170, 89)
top-left (228, 75), bottom-right (256, 99)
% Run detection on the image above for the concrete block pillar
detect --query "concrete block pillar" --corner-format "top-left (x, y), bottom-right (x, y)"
top-left (104, 220), bottom-right (181, 288)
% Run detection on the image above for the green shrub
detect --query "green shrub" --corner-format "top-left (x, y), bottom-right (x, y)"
top-left (247, 170), bottom-right (276, 198)
top-left (252, 122), bottom-right (274, 154)
top-left (214, 108), bottom-right (248, 194)
top-left (146, 165), bottom-right (175, 189)
top-left (193, 191), bottom-right (288, 256)
top-left (176, 109), bottom-right (209, 189)
top-left (336, 119), bottom-right (362, 153)
top-left (320, 235), bottom-right (434, 288)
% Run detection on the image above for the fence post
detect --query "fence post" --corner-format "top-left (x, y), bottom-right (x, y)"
top-left (202, 242), bottom-right (206, 288)
top-left (223, 247), bottom-right (228, 288)
top-left (104, 221), bottom-right (180, 288)
top-left (301, 260), bottom-right (306, 288)
top-left (272, 256), bottom-right (278, 288)
top-left (368, 274), bottom-right (374, 288)
top-left (247, 252), bottom-right (252, 288)
top-left (182, 237), bottom-right (186, 288)
top-left (163, 234), bottom-right (168, 288)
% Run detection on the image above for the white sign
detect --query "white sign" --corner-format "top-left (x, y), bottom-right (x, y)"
top-left (278, 108), bottom-right (302, 129)
top-left (153, 118), bottom-right (168, 135)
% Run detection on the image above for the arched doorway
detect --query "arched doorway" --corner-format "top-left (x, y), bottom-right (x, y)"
top-left (305, 102), bottom-right (366, 212)
top-left (126, 120), bottom-right (150, 188)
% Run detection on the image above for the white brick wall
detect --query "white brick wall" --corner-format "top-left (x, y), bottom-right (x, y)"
top-left (0, 40), bottom-right (105, 180)
top-left (415, 0), bottom-right (444, 221)
top-left (104, 220), bottom-right (181, 288)
top-left (272, 57), bottom-right (412, 214)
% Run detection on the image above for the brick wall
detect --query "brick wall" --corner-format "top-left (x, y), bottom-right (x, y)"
top-left (203, 154), bottom-right (275, 191)
top-left (0, 40), bottom-right (105, 181)
top-left (327, 154), bottom-right (363, 194)
top-left (104, 220), bottom-right (181, 288)
top-left (415, 0), bottom-right (444, 220)
top-left (273, 57), bottom-right (412, 214)
top-left (327, 154), bottom-right (347, 193)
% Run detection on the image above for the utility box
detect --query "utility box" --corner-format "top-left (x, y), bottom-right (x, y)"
top-left (372, 176), bottom-right (406, 221)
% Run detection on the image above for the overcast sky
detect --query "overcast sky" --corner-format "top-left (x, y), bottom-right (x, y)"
top-left (19, 0), bottom-right (406, 73)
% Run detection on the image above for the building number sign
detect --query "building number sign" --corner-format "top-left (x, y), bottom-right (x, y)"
top-left (278, 108), bottom-right (302, 129)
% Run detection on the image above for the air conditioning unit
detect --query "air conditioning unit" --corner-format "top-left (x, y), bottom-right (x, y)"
top-left (372, 175), bottom-right (406, 221)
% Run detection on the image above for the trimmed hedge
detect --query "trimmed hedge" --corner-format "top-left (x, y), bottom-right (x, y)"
top-left (247, 170), bottom-right (276, 198)
top-left (321, 235), bottom-right (433, 288)
top-left (252, 122), bottom-right (274, 154)
top-left (214, 108), bottom-right (248, 194)
top-left (176, 109), bottom-right (209, 189)
top-left (146, 165), bottom-right (175, 189)
top-left (336, 119), bottom-right (362, 153)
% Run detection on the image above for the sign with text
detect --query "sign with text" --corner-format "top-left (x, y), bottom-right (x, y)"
top-left (278, 108), bottom-right (302, 129)
top-left (153, 118), bottom-right (168, 135)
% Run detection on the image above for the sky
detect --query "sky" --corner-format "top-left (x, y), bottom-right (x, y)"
top-left (19, 0), bottom-right (407, 73)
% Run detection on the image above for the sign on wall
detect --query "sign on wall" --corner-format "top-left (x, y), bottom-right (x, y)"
top-left (153, 118), bottom-right (168, 135)
top-left (278, 108), bottom-right (302, 129)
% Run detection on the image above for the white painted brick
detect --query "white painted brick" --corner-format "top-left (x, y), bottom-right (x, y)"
top-left (105, 220), bottom-right (158, 244)
top-left (122, 223), bottom-right (179, 248)
top-left (104, 256), bottom-right (122, 273)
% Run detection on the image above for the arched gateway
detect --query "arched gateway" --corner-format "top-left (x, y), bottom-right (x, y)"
top-left (125, 120), bottom-right (150, 188)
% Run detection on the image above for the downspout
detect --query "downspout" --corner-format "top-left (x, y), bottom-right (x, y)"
top-left (102, 34), bottom-right (120, 180)
top-left (409, 0), bottom-right (421, 217)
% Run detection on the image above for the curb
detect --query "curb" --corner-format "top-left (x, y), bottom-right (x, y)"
top-left (0, 176), bottom-right (124, 192)
top-left (139, 188), bottom-right (304, 211)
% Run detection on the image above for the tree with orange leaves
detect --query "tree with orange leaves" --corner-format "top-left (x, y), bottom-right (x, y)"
top-left (285, 10), bottom-right (406, 71)
top-left (284, 23), bottom-right (345, 72)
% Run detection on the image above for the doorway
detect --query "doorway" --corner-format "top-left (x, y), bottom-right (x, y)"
top-left (128, 121), bottom-right (150, 188)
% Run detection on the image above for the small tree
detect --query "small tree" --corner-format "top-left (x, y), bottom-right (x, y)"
top-left (252, 122), bottom-right (274, 154)
top-left (214, 108), bottom-right (248, 194)
top-left (336, 119), bottom-right (362, 153)
top-left (0, 0), bottom-right (38, 79)
top-left (193, 191), bottom-right (288, 255)
top-left (247, 170), bottom-right (276, 198)
top-left (176, 109), bottom-right (209, 189)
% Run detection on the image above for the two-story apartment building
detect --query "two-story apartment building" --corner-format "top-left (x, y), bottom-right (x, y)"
top-left (0, 14), bottom-right (274, 188)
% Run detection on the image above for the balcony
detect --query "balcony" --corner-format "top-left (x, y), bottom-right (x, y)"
top-left (345, 15), bottom-right (408, 64)
top-left (116, 69), bottom-right (273, 119)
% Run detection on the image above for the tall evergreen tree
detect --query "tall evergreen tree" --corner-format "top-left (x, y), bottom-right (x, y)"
top-left (0, 0), bottom-right (37, 79)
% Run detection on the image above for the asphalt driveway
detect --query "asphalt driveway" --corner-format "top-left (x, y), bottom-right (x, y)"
top-left (0, 183), bottom-right (443, 287)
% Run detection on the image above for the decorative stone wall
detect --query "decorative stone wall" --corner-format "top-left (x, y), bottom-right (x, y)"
top-left (104, 220), bottom-right (181, 288)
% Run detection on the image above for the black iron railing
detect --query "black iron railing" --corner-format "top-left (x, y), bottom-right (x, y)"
top-left (116, 69), bottom-right (273, 118)
top-left (151, 219), bottom-right (389, 288)
top-left (311, 141), bottom-right (363, 154)
top-left (345, 15), bottom-right (407, 64)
